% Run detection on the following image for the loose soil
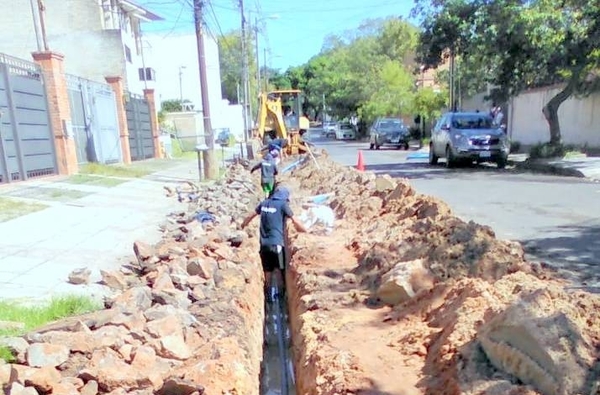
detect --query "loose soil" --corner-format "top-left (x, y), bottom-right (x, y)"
top-left (282, 153), bottom-right (600, 395)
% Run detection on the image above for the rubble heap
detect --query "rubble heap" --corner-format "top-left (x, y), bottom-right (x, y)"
top-left (283, 155), bottom-right (600, 395)
top-left (1, 165), bottom-right (265, 395)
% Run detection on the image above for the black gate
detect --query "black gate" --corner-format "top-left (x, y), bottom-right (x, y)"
top-left (125, 93), bottom-right (154, 161)
top-left (0, 54), bottom-right (57, 183)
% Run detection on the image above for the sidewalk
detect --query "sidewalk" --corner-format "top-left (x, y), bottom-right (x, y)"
top-left (0, 159), bottom-right (201, 303)
top-left (511, 154), bottom-right (600, 181)
top-left (407, 146), bottom-right (600, 181)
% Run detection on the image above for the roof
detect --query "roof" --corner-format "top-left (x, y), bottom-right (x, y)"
top-left (120, 0), bottom-right (163, 22)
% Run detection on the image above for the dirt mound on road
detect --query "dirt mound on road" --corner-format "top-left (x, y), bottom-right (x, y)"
top-left (283, 155), bottom-right (600, 395)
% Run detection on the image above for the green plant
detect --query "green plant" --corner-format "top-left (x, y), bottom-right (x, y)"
top-left (529, 142), bottom-right (569, 159)
top-left (80, 163), bottom-right (152, 178)
top-left (510, 140), bottom-right (522, 154)
top-left (0, 295), bottom-right (101, 362)
top-left (66, 174), bottom-right (126, 187)
top-left (0, 197), bottom-right (47, 222)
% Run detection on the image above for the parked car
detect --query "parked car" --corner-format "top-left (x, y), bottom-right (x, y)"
top-left (323, 122), bottom-right (338, 138)
top-left (429, 112), bottom-right (510, 168)
top-left (369, 117), bottom-right (410, 150)
top-left (335, 123), bottom-right (356, 140)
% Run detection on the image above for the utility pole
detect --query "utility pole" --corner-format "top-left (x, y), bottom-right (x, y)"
top-left (263, 47), bottom-right (268, 91)
top-left (178, 65), bottom-right (186, 110)
top-left (193, 0), bottom-right (217, 179)
top-left (29, 0), bottom-right (42, 51)
top-left (37, 0), bottom-right (49, 51)
top-left (239, 0), bottom-right (251, 144)
top-left (322, 93), bottom-right (326, 122)
top-left (254, 17), bottom-right (260, 94)
top-left (449, 48), bottom-right (456, 112)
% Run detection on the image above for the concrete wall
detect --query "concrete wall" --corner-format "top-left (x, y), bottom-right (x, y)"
top-left (0, 0), bottom-right (150, 94)
top-left (144, 32), bottom-right (242, 135)
top-left (508, 86), bottom-right (600, 147)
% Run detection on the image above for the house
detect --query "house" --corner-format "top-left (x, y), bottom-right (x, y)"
top-left (144, 31), bottom-right (245, 144)
top-left (0, 0), bottom-right (162, 94)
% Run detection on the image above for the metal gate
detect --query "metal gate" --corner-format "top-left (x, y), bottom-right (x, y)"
top-left (66, 74), bottom-right (122, 165)
top-left (125, 93), bottom-right (154, 161)
top-left (0, 54), bottom-right (57, 183)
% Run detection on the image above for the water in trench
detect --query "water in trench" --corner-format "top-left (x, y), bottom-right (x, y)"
top-left (260, 285), bottom-right (296, 395)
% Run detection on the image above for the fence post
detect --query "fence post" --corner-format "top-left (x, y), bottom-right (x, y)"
top-left (143, 88), bottom-right (162, 159)
top-left (105, 76), bottom-right (131, 164)
top-left (32, 51), bottom-right (78, 175)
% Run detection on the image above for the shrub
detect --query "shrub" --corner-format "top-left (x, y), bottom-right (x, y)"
top-left (510, 140), bottom-right (521, 154)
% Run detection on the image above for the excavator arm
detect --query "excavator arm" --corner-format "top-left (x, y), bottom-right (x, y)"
top-left (255, 90), bottom-right (311, 157)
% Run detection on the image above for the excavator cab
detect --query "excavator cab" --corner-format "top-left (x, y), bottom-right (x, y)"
top-left (255, 89), bottom-right (310, 156)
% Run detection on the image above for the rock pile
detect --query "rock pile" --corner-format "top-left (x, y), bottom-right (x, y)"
top-left (290, 158), bottom-right (530, 292)
top-left (1, 165), bottom-right (265, 395)
top-left (283, 156), bottom-right (600, 395)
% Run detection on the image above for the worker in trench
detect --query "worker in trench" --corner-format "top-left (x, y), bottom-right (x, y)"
top-left (250, 153), bottom-right (278, 199)
top-left (241, 185), bottom-right (307, 301)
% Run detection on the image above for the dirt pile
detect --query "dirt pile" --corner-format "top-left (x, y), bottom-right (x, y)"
top-left (1, 165), bottom-right (265, 395)
top-left (291, 158), bottom-right (530, 288)
top-left (283, 155), bottom-right (600, 395)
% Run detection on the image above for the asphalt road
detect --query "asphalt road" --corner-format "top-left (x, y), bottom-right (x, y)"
top-left (306, 131), bottom-right (600, 291)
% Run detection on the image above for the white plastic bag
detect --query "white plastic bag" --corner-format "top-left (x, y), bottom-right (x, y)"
top-left (299, 205), bottom-right (335, 234)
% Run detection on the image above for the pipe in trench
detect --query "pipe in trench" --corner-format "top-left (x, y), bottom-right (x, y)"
top-left (260, 283), bottom-right (295, 395)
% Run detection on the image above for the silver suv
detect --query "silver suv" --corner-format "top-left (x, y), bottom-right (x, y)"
top-left (429, 112), bottom-right (510, 168)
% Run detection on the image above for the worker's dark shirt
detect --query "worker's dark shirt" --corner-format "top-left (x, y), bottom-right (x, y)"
top-left (255, 192), bottom-right (293, 247)
top-left (251, 159), bottom-right (278, 184)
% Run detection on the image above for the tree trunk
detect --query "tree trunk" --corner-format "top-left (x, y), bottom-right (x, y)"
top-left (541, 75), bottom-right (578, 145)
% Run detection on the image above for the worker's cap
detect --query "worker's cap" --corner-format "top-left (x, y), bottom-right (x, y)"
top-left (271, 186), bottom-right (290, 201)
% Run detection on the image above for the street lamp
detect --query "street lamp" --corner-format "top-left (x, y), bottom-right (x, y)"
top-left (252, 14), bottom-right (279, 93)
top-left (178, 65), bottom-right (186, 111)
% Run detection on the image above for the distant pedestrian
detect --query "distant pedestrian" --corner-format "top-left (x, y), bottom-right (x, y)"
top-left (250, 153), bottom-right (278, 198)
top-left (494, 106), bottom-right (505, 126)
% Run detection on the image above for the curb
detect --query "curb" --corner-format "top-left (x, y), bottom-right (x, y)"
top-left (513, 159), bottom-right (586, 178)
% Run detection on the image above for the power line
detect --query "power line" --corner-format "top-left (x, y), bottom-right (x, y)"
top-left (208, 0), bottom-right (226, 39)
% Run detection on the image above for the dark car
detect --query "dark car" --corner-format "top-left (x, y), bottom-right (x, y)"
top-left (369, 117), bottom-right (410, 150)
top-left (429, 112), bottom-right (510, 168)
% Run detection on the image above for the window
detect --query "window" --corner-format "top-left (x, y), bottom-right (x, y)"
top-left (124, 45), bottom-right (132, 63)
top-left (138, 68), bottom-right (156, 81)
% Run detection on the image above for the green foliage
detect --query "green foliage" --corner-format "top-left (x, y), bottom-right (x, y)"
top-left (415, 0), bottom-right (600, 143)
top-left (161, 99), bottom-right (190, 113)
top-left (218, 30), bottom-right (258, 113)
top-left (413, 87), bottom-right (448, 125)
top-left (284, 17), bottom-right (433, 124)
top-left (0, 295), bottom-right (101, 362)
top-left (510, 141), bottom-right (522, 154)
top-left (529, 142), bottom-right (568, 159)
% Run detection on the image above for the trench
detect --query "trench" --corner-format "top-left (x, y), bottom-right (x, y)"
top-left (260, 281), bottom-right (296, 395)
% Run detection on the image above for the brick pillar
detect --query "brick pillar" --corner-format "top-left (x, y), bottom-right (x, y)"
top-left (106, 76), bottom-right (132, 164)
top-left (32, 51), bottom-right (78, 175)
top-left (143, 88), bottom-right (162, 159)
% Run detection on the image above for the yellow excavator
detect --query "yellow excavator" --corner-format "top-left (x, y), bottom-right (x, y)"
top-left (254, 89), bottom-right (311, 157)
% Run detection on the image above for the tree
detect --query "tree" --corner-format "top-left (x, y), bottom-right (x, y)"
top-left (285, 17), bottom-right (427, 124)
top-left (416, 0), bottom-right (600, 145)
top-left (160, 99), bottom-right (191, 112)
top-left (217, 30), bottom-right (258, 112)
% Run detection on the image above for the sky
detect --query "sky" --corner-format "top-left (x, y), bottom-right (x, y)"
top-left (138, 0), bottom-right (418, 72)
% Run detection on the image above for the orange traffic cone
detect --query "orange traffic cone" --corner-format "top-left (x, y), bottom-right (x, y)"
top-left (357, 150), bottom-right (365, 172)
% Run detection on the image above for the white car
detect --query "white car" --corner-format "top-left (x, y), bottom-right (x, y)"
top-left (323, 122), bottom-right (338, 138)
top-left (335, 123), bottom-right (356, 140)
